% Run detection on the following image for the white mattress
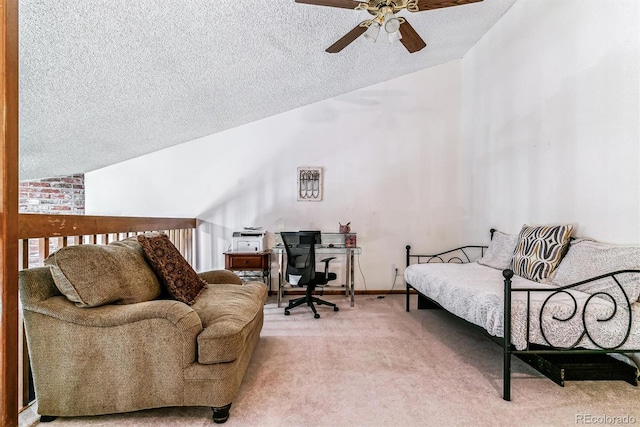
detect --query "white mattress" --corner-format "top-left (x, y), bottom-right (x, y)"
top-left (405, 262), bottom-right (640, 353)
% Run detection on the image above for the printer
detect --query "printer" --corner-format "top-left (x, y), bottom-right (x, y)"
top-left (232, 228), bottom-right (267, 252)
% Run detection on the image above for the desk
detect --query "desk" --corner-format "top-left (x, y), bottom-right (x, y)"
top-left (224, 250), bottom-right (271, 288)
top-left (272, 245), bottom-right (361, 308)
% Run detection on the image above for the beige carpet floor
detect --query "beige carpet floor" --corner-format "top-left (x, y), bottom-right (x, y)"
top-left (20, 294), bottom-right (640, 427)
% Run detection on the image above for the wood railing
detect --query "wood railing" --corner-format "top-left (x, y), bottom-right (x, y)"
top-left (17, 213), bottom-right (198, 411)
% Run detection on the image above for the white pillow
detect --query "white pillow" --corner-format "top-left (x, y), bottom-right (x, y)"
top-left (551, 239), bottom-right (640, 304)
top-left (477, 231), bottom-right (519, 270)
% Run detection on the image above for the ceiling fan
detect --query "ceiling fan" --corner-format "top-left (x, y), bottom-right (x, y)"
top-left (295, 0), bottom-right (483, 53)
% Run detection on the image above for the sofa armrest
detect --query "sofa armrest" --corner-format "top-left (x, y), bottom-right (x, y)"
top-left (198, 269), bottom-right (242, 285)
top-left (24, 297), bottom-right (203, 373)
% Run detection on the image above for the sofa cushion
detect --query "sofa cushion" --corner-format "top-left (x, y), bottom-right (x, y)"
top-left (477, 230), bottom-right (518, 270)
top-left (44, 244), bottom-right (161, 308)
top-left (550, 239), bottom-right (640, 304)
top-left (190, 282), bottom-right (267, 364)
top-left (109, 235), bottom-right (147, 255)
top-left (510, 224), bottom-right (573, 282)
top-left (137, 233), bottom-right (206, 305)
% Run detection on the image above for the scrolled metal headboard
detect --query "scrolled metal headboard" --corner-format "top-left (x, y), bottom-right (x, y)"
top-left (405, 229), bottom-right (494, 267)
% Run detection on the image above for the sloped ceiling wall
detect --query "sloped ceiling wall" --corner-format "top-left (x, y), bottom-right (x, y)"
top-left (19, 0), bottom-right (517, 179)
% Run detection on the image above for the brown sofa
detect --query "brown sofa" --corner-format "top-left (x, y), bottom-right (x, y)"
top-left (18, 237), bottom-right (267, 424)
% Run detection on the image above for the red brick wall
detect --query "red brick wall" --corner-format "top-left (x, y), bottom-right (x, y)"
top-left (19, 174), bottom-right (85, 215)
top-left (20, 174), bottom-right (85, 267)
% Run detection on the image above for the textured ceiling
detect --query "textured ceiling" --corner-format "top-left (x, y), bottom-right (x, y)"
top-left (18, 0), bottom-right (517, 180)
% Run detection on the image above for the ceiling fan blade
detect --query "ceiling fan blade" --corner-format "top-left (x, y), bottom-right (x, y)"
top-left (399, 20), bottom-right (426, 53)
top-left (326, 24), bottom-right (368, 53)
top-left (295, 0), bottom-right (362, 9)
top-left (412, 0), bottom-right (482, 11)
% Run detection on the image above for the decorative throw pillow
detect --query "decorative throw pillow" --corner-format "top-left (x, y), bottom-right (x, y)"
top-left (550, 239), bottom-right (640, 304)
top-left (510, 224), bottom-right (573, 282)
top-left (44, 244), bottom-right (161, 308)
top-left (477, 231), bottom-right (519, 270)
top-left (137, 233), bottom-right (206, 305)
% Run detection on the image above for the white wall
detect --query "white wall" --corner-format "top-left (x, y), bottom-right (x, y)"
top-left (86, 60), bottom-right (464, 290)
top-left (461, 0), bottom-right (640, 244)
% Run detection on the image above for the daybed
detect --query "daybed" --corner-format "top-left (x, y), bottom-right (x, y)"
top-left (19, 233), bottom-right (267, 424)
top-left (404, 225), bottom-right (640, 400)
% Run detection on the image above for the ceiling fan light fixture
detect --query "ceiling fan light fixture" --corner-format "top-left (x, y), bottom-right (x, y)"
top-left (386, 29), bottom-right (402, 43)
top-left (383, 14), bottom-right (401, 33)
top-left (363, 22), bottom-right (381, 42)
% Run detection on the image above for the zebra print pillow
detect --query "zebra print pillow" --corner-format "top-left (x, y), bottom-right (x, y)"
top-left (510, 224), bottom-right (573, 282)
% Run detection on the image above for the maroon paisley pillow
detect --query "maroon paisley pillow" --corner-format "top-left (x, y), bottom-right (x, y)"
top-left (137, 233), bottom-right (206, 305)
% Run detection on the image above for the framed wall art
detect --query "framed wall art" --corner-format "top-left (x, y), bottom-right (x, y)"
top-left (297, 167), bottom-right (323, 202)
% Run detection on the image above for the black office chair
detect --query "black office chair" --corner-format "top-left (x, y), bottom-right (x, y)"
top-left (281, 231), bottom-right (339, 319)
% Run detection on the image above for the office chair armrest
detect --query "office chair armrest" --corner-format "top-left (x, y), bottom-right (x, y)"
top-left (319, 257), bottom-right (337, 282)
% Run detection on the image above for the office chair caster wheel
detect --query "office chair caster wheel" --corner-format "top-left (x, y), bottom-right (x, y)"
top-left (314, 313), bottom-right (320, 319)
top-left (284, 310), bottom-right (290, 315)
top-left (334, 306), bottom-right (339, 311)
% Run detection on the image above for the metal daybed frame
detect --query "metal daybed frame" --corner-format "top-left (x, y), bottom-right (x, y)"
top-left (405, 230), bottom-right (640, 401)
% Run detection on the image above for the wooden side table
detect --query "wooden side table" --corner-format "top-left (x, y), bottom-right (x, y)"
top-left (223, 250), bottom-right (271, 289)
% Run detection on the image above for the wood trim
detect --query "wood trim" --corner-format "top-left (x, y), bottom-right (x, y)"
top-left (20, 239), bottom-right (28, 270)
top-left (1, 0), bottom-right (19, 425)
top-left (18, 214), bottom-right (197, 239)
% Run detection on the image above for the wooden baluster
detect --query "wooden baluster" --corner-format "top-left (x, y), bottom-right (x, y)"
top-left (181, 230), bottom-right (187, 264)
top-left (18, 242), bottom-right (30, 409)
top-left (179, 229), bottom-right (186, 259)
top-left (17, 314), bottom-right (23, 408)
top-left (18, 319), bottom-right (29, 409)
top-left (21, 239), bottom-right (28, 270)
top-left (183, 230), bottom-right (188, 261)
top-left (187, 228), bottom-right (194, 266)
top-left (171, 229), bottom-right (178, 252)
top-left (179, 230), bottom-right (184, 257)
top-left (37, 238), bottom-right (50, 266)
top-left (50, 236), bottom-right (60, 254)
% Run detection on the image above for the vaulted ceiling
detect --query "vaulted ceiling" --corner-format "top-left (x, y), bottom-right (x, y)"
top-left (18, 0), bottom-right (517, 180)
